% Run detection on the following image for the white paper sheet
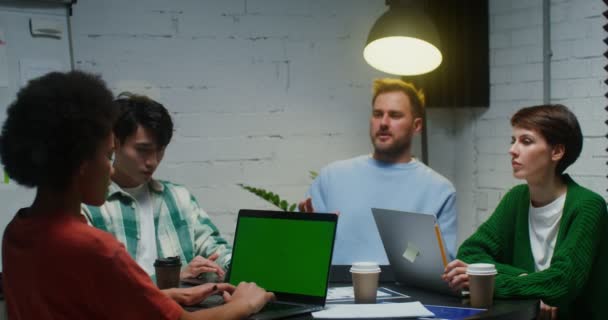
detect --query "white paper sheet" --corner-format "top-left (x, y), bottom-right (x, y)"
top-left (0, 29), bottom-right (8, 87)
top-left (327, 287), bottom-right (391, 300)
top-left (312, 302), bottom-right (434, 319)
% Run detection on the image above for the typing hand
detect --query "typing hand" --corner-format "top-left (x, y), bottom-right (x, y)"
top-left (229, 282), bottom-right (275, 315)
top-left (166, 283), bottom-right (235, 306)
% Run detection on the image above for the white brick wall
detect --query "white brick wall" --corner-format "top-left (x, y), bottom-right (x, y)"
top-left (66, 0), bottom-right (606, 245)
top-left (70, 0), bottom-right (388, 243)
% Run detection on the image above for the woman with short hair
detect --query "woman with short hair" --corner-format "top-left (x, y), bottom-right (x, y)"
top-left (443, 104), bottom-right (607, 320)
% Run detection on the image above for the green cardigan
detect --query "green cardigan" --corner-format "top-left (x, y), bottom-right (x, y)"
top-left (457, 175), bottom-right (607, 319)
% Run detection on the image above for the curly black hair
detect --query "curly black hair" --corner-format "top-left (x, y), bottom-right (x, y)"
top-left (113, 92), bottom-right (173, 148)
top-left (0, 70), bottom-right (118, 190)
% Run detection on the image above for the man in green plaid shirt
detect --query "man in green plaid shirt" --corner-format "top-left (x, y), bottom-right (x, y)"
top-left (82, 92), bottom-right (231, 287)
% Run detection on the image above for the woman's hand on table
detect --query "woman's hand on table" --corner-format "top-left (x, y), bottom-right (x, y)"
top-left (537, 300), bottom-right (558, 320)
top-left (442, 259), bottom-right (470, 291)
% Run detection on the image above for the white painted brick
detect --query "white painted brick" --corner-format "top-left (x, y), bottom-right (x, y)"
top-left (568, 175), bottom-right (608, 198)
top-left (490, 66), bottom-right (512, 84)
top-left (477, 137), bottom-right (510, 154)
top-left (481, 100), bottom-right (543, 119)
top-left (510, 63), bottom-right (543, 82)
top-left (164, 137), bottom-right (277, 163)
top-left (589, 58), bottom-right (607, 78)
top-left (476, 118), bottom-right (513, 138)
top-left (477, 171), bottom-right (519, 190)
top-left (550, 2), bottom-right (571, 23)
top-left (526, 45), bottom-right (544, 63)
top-left (511, 27), bottom-right (542, 47)
top-left (493, 47), bottom-right (529, 66)
top-left (491, 81), bottom-right (543, 101)
top-left (584, 16), bottom-right (607, 40)
top-left (550, 39), bottom-right (574, 61)
top-left (477, 153), bottom-right (509, 172)
top-left (578, 0), bottom-right (605, 19)
top-left (246, 0), bottom-right (312, 16)
top-left (557, 98), bottom-right (607, 134)
top-left (552, 59), bottom-right (592, 79)
top-left (489, 0), bottom-right (512, 16)
top-left (569, 38), bottom-right (605, 59)
top-left (72, 1), bottom-right (177, 35)
top-left (511, 0), bottom-right (542, 10)
top-left (551, 0), bottom-right (604, 21)
top-left (493, 8), bottom-right (542, 31)
top-left (475, 191), bottom-right (489, 210)
top-left (552, 20), bottom-right (589, 41)
top-left (552, 78), bottom-right (606, 99)
top-left (490, 32), bottom-right (512, 49)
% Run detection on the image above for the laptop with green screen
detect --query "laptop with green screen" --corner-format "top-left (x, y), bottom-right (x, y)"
top-left (227, 209), bottom-right (338, 320)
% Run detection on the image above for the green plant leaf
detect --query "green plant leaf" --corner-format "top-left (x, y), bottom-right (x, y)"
top-left (279, 200), bottom-right (288, 210)
top-left (309, 170), bottom-right (318, 180)
top-left (238, 183), bottom-right (299, 212)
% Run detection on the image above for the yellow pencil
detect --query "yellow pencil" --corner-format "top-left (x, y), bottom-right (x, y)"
top-left (434, 223), bottom-right (448, 268)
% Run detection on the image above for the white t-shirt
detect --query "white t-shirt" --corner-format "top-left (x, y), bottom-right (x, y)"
top-left (124, 184), bottom-right (158, 276)
top-left (528, 193), bottom-right (566, 271)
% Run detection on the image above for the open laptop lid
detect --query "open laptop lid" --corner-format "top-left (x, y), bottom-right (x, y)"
top-left (372, 208), bottom-right (458, 297)
top-left (227, 209), bottom-right (338, 305)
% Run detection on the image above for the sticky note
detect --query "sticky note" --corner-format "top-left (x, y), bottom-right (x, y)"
top-left (3, 170), bottom-right (8, 184)
top-left (402, 242), bottom-right (420, 263)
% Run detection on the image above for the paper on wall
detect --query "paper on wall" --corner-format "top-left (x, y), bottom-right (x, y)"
top-left (0, 29), bottom-right (8, 87)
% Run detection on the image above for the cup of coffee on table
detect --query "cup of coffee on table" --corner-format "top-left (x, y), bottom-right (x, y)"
top-left (467, 263), bottom-right (497, 308)
top-left (154, 256), bottom-right (182, 289)
top-left (350, 261), bottom-right (381, 304)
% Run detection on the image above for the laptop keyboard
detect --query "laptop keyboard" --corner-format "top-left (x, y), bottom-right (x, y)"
top-left (259, 302), bottom-right (301, 313)
top-left (249, 302), bottom-right (324, 320)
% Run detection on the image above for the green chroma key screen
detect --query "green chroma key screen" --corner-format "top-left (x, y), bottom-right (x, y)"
top-left (228, 214), bottom-right (336, 297)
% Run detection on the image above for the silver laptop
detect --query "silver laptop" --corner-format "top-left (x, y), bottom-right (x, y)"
top-left (226, 209), bottom-right (338, 320)
top-left (372, 208), bottom-right (460, 297)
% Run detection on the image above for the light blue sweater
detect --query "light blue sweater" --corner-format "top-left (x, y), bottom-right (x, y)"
top-left (308, 155), bottom-right (457, 264)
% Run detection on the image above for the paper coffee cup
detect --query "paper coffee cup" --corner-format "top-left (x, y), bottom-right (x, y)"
top-left (154, 256), bottom-right (182, 289)
top-left (466, 263), bottom-right (497, 308)
top-left (350, 262), bottom-right (381, 304)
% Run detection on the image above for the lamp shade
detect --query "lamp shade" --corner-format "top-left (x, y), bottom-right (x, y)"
top-left (364, 4), bottom-right (442, 76)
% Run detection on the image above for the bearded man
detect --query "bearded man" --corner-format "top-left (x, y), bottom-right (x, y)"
top-left (298, 78), bottom-right (457, 264)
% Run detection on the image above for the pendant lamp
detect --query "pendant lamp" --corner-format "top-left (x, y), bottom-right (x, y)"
top-left (364, 0), bottom-right (442, 76)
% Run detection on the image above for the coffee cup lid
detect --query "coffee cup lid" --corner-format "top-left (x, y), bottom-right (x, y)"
top-left (154, 256), bottom-right (182, 267)
top-left (350, 261), bottom-right (381, 273)
top-left (466, 263), bottom-right (497, 275)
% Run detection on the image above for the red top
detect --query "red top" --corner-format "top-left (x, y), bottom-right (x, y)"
top-left (2, 209), bottom-right (183, 320)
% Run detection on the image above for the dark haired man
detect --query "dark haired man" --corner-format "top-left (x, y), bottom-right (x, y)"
top-left (299, 78), bottom-right (457, 264)
top-left (82, 93), bottom-right (231, 299)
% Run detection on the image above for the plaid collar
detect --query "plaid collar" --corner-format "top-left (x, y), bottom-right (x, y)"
top-left (107, 178), bottom-right (164, 201)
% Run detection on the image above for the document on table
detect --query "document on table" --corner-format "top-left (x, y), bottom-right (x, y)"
top-left (326, 286), bottom-right (409, 302)
top-left (312, 301), bottom-right (434, 319)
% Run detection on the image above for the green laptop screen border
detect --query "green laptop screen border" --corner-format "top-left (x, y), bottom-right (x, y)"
top-left (228, 215), bottom-right (336, 297)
